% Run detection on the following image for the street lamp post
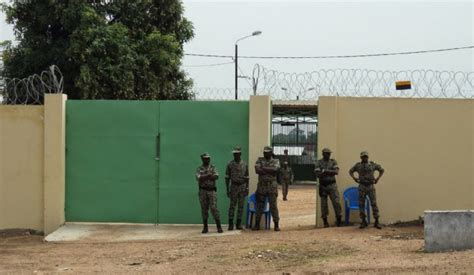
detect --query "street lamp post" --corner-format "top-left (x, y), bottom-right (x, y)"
top-left (235, 30), bottom-right (262, 100)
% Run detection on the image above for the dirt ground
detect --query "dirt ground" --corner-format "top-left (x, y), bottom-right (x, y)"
top-left (1, 185), bottom-right (473, 274)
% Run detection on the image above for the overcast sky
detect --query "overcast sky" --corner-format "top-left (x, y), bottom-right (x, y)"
top-left (1, 1), bottom-right (473, 90)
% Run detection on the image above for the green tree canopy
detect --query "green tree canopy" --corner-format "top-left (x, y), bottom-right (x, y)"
top-left (1, 0), bottom-right (194, 100)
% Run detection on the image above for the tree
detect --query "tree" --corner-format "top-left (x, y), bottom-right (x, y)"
top-left (1, 0), bottom-right (194, 100)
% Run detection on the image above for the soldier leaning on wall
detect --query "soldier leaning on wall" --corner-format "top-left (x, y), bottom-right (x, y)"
top-left (314, 148), bottom-right (343, 227)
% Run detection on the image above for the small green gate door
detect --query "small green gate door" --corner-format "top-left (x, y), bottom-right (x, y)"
top-left (157, 101), bottom-right (249, 224)
top-left (66, 101), bottom-right (160, 223)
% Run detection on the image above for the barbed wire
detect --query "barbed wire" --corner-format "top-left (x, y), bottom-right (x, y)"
top-left (251, 64), bottom-right (473, 100)
top-left (0, 65), bottom-right (64, 105)
top-left (192, 87), bottom-right (254, 101)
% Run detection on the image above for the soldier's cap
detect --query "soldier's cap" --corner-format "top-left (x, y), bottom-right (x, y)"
top-left (322, 148), bottom-right (332, 153)
top-left (360, 151), bottom-right (369, 157)
top-left (201, 152), bottom-right (211, 158)
top-left (263, 146), bottom-right (273, 152)
top-left (232, 146), bottom-right (242, 153)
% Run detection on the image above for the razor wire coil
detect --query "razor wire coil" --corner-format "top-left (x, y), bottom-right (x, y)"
top-left (0, 65), bottom-right (64, 105)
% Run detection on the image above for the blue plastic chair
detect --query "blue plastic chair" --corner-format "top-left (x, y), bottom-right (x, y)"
top-left (343, 186), bottom-right (370, 225)
top-left (246, 193), bottom-right (271, 229)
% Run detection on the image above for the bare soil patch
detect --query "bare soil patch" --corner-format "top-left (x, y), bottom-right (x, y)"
top-left (1, 185), bottom-right (473, 273)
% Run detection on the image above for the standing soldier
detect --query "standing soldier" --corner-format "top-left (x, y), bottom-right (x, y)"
top-left (283, 149), bottom-right (290, 164)
top-left (225, 146), bottom-right (249, 231)
top-left (278, 161), bottom-right (293, 201)
top-left (253, 146), bottom-right (281, 231)
top-left (196, 153), bottom-right (223, 234)
top-left (349, 151), bottom-right (385, 229)
top-left (314, 148), bottom-right (342, 227)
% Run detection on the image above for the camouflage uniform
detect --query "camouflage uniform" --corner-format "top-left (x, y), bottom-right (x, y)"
top-left (349, 159), bottom-right (384, 220)
top-left (314, 158), bottom-right (342, 219)
top-left (226, 159), bottom-right (249, 222)
top-left (278, 164), bottom-right (293, 200)
top-left (255, 156), bottom-right (280, 224)
top-left (196, 164), bottom-right (220, 222)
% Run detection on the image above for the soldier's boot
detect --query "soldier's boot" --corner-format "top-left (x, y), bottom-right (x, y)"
top-left (336, 216), bottom-right (342, 227)
top-left (216, 219), bottom-right (224, 233)
top-left (323, 217), bottom-right (330, 228)
top-left (252, 217), bottom-right (261, 231)
top-left (201, 219), bottom-right (208, 234)
top-left (359, 219), bottom-right (368, 229)
top-left (283, 196), bottom-right (288, 201)
top-left (274, 221), bottom-right (281, 232)
top-left (374, 218), bottom-right (382, 229)
top-left (236, 219), bottom-right (243, 230)
top-left (228, 218), bottom-right (234, 231)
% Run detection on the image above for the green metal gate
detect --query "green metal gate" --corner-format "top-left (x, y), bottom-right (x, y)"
top-left (65, 100), bottom-right (249, 224)
top-left (272, 106), bottom-right (318, 182)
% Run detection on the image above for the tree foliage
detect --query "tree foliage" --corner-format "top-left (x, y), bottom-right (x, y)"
top-left (1, 0), bottom-right (194, 99)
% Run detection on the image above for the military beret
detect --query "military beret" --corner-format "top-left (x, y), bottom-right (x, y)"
top-left (263, 146), bottom-right (273, 152)
top-left (232, 146), bottom-right (242, 153)
top-left (322, 148), bottom-right (332, 153)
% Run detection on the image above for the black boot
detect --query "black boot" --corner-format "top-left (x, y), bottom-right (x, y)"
top-left (236, 219), bottom-right (243, 230)
top-left (202, 219), bottom-right (208, 234)
top-left (228, 218), bottom-right (234, 231)
top-left (359, 219), bottom-right (368, 229)
top-left (274, 221), bottom-right (281, 231)
top-left (252, 217), bottom-right (261, 231)
top-left (283, 196), bottom-right (288, 201)
top-left (323, 217), bottom-right (330, 228)
top-left (374, 218), bottom-right (382, 229)
top-left (336, 216), bottom-right (342, 227)
top-left (216, 219), bottom-right (224, 233)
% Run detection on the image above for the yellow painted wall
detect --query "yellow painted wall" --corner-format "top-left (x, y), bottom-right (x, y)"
top-left (0, 106), bottom-right (45, 231)
top-left (248, 96), bottom-right (272, 192)
top-left (317, 96), bottom-right (474, 225)
top-left (43, 94), bottom-right (67, 234)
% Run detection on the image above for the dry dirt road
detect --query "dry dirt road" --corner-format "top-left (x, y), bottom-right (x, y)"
top-left (1, 185), bottom-right (473, 274)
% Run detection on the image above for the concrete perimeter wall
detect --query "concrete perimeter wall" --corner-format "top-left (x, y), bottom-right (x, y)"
top-left (0, 106), bottom-right (45, 231)
top-left (0, 94), bottom-right (67, 234)
top-left (317, 96), bottom-right (474, 225)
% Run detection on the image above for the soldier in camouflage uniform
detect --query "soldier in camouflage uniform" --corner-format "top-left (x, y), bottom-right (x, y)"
top-left (253, 146), bottom-right (281, 231)
top-left (196, 153), bottom-right (223, 233)
top-left (314, 148), bottom-right (342, 227)
top-left (225, 146), bottom-right (249, 231)
top-left (349, 151), bottom-right (385, 229)
top-left (278, 161), bottom-right (293, 201)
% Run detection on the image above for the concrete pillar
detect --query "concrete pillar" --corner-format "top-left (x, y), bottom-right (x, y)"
top-left (248, 95), bottom-right (272, 193)
top-left (315, 96), bottom-right (339, 227)
top-left (317, 97), bottom-right (338, 155)
top-left (43, 94), bottom-right (67, 235)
